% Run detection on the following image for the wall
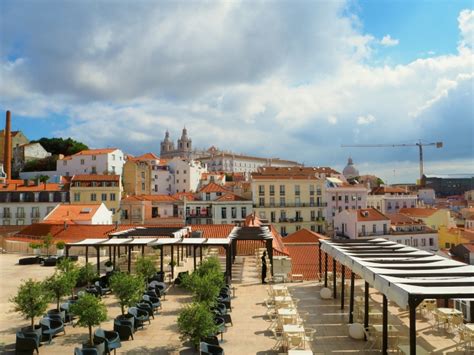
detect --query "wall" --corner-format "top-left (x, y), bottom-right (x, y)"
top-left (70, 184), bottom-right (122, 222)
top-left (0, 202), bottom-right (59, 226)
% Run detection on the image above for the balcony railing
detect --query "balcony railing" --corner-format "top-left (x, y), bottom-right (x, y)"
top-left (186, 213), bottom-right (213, 218)
top-left (253, 202), bottom-right (327, 208)
top-left (278, 217), bottom-right (304, 223)
top-left (1, 213), bottom-right (11, 219)
top-left (31, 212), bottom-right (40, 218)
top-left (16, 212), bottom-right (25, 218)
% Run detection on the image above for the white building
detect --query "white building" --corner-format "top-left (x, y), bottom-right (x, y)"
top-left (168, 157), bottom-right (207, 193)
top-left (324, 177), bottom-right (368, 229)
top-left (334, 208), bottom-right (390, 239)
top-left (387, 213), bottom-right (438, 251)
top-left (43, 203), bottom-right (113, 225)
top-left (367, 186), bottom-right (418, 214)
top-left (56, 148), bottom-right (125, 177)
top-left (151, 165), bottom-right (173, 194)
top-left (13, 142), bottom-right (51, 173)
top-left (184, 182), bottom-right (253, 224)
top-left (418, 188), bottom-right (436, 205)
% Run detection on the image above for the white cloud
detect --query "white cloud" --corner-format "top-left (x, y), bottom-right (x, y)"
top-left (458, 9), bottom-right (474, 50)
top-left (356, 114), bottom-right (376, 125)
top-left (380, 34), bottom-right (399, 47)
top-left (328, 115), bottom-right (338, 125)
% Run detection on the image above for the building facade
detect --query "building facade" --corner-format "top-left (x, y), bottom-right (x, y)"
top-left (69, 174), bottom-right (122, 222)
top-left (13, 142), bottom-right (51, 174)
top-left (251, 167), bottom-right (337, 235)
top-left (0, 180), bottom-right (69, 226)
top-left (120, 195), bottom-right (182, 224)
top-left (0, 130), bottom-right (29, 164)
top-left (57, 148), bottom-right (125, 177)
top-left (122, 159), bottom-right (152, 196)
top-left (334, 208), bottom-right (390, 239)
top-left (367, 186), bottom-right (418, 214)
top-left (160, 128), bottom-right (193, 159)
top-left (422, 174), bottom-right (474, 197)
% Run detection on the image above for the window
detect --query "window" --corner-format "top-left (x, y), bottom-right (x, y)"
top-left (296, 225), bottom-right (301, 231)
top-left (295, 196), bottom-right (301, 206)
top-left (345, 195), bottom-right (349, 203)
top-left (413, 239), bottom-right (418, 247)
top-left (269, 197), bottom-right (275, 207)
top-left (74, 193), bottom-right (81, 202)
top-left (112, 166), bottom-right (116, 173)
top-left (338, 196), bottom-right (342, 201)
top-left (280, 226), bottom-right (287, 236)
top-left (295, 210), bottom-right (301, 221)
top-left (310, 197), bottom-right (315, 206)
top-left (269, 185), bottom-right (275, 196)
top-left (295, 185), bottom-right (300, 196)
top-left (309, 185), bottom-right (314, 195)
top-left (177, 179), bottom-right (179, 183)
top-left (270, 211), bottom-right (276, 223)
top-left (311, 210), bottom-right (316, 221)
top-left (311, 225), bottom-right (316, 231)
top-left (183, 179), bottom-right (186, 183)
top-left (110, 193), bottom-right (116, 201)
top-left (46, 206), bottom-right (54, 214)
top-left (112, 154), bottom-right (116, 161)
top-left (80, 159), bottom-right (85, 165)
top-left (141, 172), bottom-right (145, 178)
top-left (221, 207), bottom-right (227, 219)
top-left (259, 185), bottom-right (265, 195)
top-left (383, 223), bottom-right (387, 234)
top-left (91, 166), bottom-right (97, 174)
top-left (280, 197), bottom-right (285, 207)
top-left (241, 207), bottom-right (247, 218)
top-left (280, 185), bottom-right (285, 195)
top-left (231, 207), bottom-right (237, 219)
top-left (91, 193), bottom-right (97, 201)
top-left (429, 238), bottom-right (434, 246)
top-left (361, 225), bottom-right (366, 236)
top-left (111, 208), bottom-right (116, 214)
top-left (142, 183), bottom-right (145, 190)
top-left (63, 160), bottom-right (67, 166)
top-left (280, 210), bottom-right (286, 219)
top-left (206, 193), bottom-right (211, 201)
top-left (332, 196), bottom-right (336, 201)
top-left (316, 188), bottom-right (322, 195)
top-left (176, 170), bottom-right (179, 174)
top-left (183, 170), bottom-right (187, 174)
top-left (92, 155), bottom-right (96, 161)
top-left (101, 193), bottom-right (107, 201)
top-left (372, 224), bottom-right (376, 233)
top-left (421, 239), bottom-right (426, 247)
top-left (31, 207), bottom-right (40, 218)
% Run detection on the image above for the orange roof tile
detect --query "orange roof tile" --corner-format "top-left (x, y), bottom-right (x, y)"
top-left (74, 148), bottom-right (118, 156)
top-left (122, 194), bottom-right (179, 202)
top-left (215, 193), bottom-right (249, 202)
top-left (172, 192), bottom-right (197, 201)
top-left (399, 207), bottom-right (439, 217)
top-left (283, 228), bottom-right (327, 244)
top-left (190, 224), bottom-right (235, 238)
top-left (371, 186), bottom-right (408, 195)
top-left (71, 174), bottom-right (120, 182)
top-left (199, 182), bottom-right (231, 193)
top-left (386, 213), bottom-right (424, 225)
top-left (43, 204), bottom-right (101, 224)
top-left (356, 208), bottom-right (390, 222)
top-left (0, 182), bottom-right (64, 192)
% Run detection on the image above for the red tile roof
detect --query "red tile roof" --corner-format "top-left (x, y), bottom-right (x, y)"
top-left (399, 207), bottom-right (439, 217)
top-left (71, 174), bottom-right (120, 182)
top-left (43, 204), bottom-right (102, 224)
top-left (190, 224), bottom-right (235, 238)
top-left (215, 193), bottom-right (249, 202)
top-left (386, 213), bottom-right (423, 225)
top-left (0, 182), bottom-right (64, 192)
top-left (199, 182), bottom-right (230, 193)
top-left (128, 152), bottom-right (160, 161)
top-left (172, 192), bottom-right (197, 201)
top-left (371, 186), bottom-right (408, 195)
top-left (355, 208), bottom-right (390, 222)
top-left (74, 148), bottom-right (118, 156)
top-left (122, 194), bottom-right (179, 202)
top-left (283, 228), bottom-right (327, 244)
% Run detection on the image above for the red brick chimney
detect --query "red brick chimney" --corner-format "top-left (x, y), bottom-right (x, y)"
top-left (4, 111), bottom-right (11, 180)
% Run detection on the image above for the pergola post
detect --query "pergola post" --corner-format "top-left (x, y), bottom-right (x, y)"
top-left (65, 246), bottom-right (70, 258)
top-left (364, 281), bottom-right (369, 330)
top-left (109, 246), bottom-right (112, 261)
top-left (340, 265), bottom-right (345, 309)
top-left (171, 245), bottom-right (175, 279)
top-left (96, 246), bottom-right (100, 274)
top-left (333, 259), bottom-right (337, 299)
top-left (160, 246), bottom-right (164, 272)
top-left (444, 298), bottom-right (449, 307)
top-left (225, 246), bottom-right (232, 282)
top-left (318, 242), bottom-right (322, 282)
top-left (382, 294), bottom-right (388, 355)
top-left (127, 246), bottom-right (132, 273)
top-left (265, 239), bottom-right (273, 276)
top-left (232, 239), bottom-right (237, 262)
top-left (408, 296), bottom-right (417, 355)
top-left (141, 245), bottom-right (145, 256)
top-left (85, 246), bottom-right (89, 264)
top-left (199, 246), bottom-right (203, 264)
top-left (193, 246), bottom-right (197, 270)
top-left (349, 271), bottom-right (355, 323)
top-left (113, 246), bottom-right (116, 267)
top-left (177, 245), bottom-right (180, 267)
top-left (324, 252), bottom-right (328, 287)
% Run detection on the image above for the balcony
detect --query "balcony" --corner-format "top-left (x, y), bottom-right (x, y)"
top-left (253, 202), bottom-right (327, 208)
top-left (15, 212), bottom-right (25, 218)
top-left (186, 213), bottom-right (212, 218)
top-left (31, 212), bottom-right (40, 218)
top-left (1, 213), bottom-right (11, 219)
top-left (358, 231), bottom-right (383, 237)
top-left (278, 217), bottom-right (304, 223)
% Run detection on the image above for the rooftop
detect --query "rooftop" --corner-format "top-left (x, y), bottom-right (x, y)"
top-left (42, 204), bottom-right (102, 224)
top-left (71, 174), bottom-right (120, 182)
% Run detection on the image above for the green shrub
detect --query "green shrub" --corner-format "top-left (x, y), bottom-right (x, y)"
top-left (77, 263), bottom-right (98, 287)
top-left (109, 272), bottom-right (144, 315)
top-left (56, 241), bottom-right (66, 250)
top-left (70, 293), bottom-right (107, 346)
top-left (10, 279), bottom-right (50, 328)
top-left (45, 272), bottom-right (71, 310)
top-left (178, 302), bottom-right (218, 348)
top-left (195, 257), bottom-right (221, 277)
top-left (42, 233), bottom-right (54, 257)
top-left (56, 258), bottom-right (80, 298)
top-left (135, 256), bottom-right (157, 281)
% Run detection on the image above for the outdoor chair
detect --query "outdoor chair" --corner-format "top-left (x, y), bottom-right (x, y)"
top-left (362, 327), bottom-right (376, 351)
top-left (149, 271), bottom-right (165, 283)
top-left (212, 308), bottom-right (233, 327)
top-left (95, 280), bottom-right (110, 295)
top-left (448, 314), bottom-right (464, 333)
top-left (136, 302), bottom-right (155, 319)
top-left (270, 326), bottom-right (284, 351)
top-left (128, 307), bottom-right (150, 329)
top-left (113, 319), bottom-right (134, 341)
top-left (60, 302), bottom-right (75, 324)
top-left (433, 312), bottom-right (448, 331)
top-left (174, 271), bottom-right (189, 286)
top-left (146, 289), bottom-right (161, 299)
top-left (142, 294), bottom-right (161, 312)
top-left (47, 309), bottom-right (66, 323)
top-left (74, 347), bottom-right (99, 355)
top-left (304, 327), bottom-right (317, 343)
top-left (94, 328), bottom-right (121, 355)
top-left (199, 341), bottom-right (224, 355)
top-left (16, 331), bottom-right (40, 354)
top-left (85, 286), bottom-right (101, 298)
top-left (43, 257), bottom-right (58, 267)
top-left (455, 329), bottom-right (472, 352)
top-left (201, 336), bottom-right (219, 346)
top-left (19, 256), bottom-right (42, 265)
top-left (40, 317), bottom-right (65, 344)
top-left (286, 333), bottom-right (305, 350)
top-left (217, 294), bottom-right (231, 311)
top-left (213, 316), bottom-right (226, 341)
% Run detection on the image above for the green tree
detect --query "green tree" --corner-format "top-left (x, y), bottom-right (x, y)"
top-left (184, 272), bottom-right (221, 306)
top-left (177, 302), bottom-right (218, 348)
top-left (77, 263), bottom-right (98, 287)
top-left (10, 279), bottom-right (50, 329)
top-left (109, 272), bottom-right (144, 315)
top-left (70, 293), bottom-right (107, 346)
top-left (56, 258), bottom-right (80, 298)
top-left (22, 156), bottom-right (57, 172)
top-left (45, 272), bottom-right (71, 310)
top-left (30, 137), bottom-right (89, 156)
top-left (42, 233), bottom-right (54, 257)
top-left (135, 256), bottom-right (157, 282)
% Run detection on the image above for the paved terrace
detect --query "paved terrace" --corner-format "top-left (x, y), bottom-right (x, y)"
top-left (0, 252), bottom-right (466, 354)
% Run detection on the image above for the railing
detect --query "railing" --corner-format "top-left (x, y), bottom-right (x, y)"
top-left (1, 213), bottom-right (11, 218)
top-left (358, 231), bottom-right (383, 237)
top-left (186, 213), bottom-right (213, 218)
top-left (15, 212), bottom-right (25, 218)
top-left (253, 202), bottom-right (327, 208)
top-left (30, 212), bottom-right (40, 218)
top-left (278, 217), bottom-right (304, 223)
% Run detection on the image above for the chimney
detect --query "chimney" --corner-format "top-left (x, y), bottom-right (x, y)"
top-left (4, 111), bottom-right (12, 180)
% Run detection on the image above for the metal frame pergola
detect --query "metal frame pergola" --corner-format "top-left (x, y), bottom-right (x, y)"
top-left (318, 238), bottom-right (474, 355)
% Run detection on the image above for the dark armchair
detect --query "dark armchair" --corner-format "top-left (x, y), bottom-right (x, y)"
top-left (94, 328), bottom-right (121, 355)
top-left (40, 317), bottom-right (65, 344)
top-left (128, 307), bottom-right (150, 329)
top-left (16, 331), bottom-right (40, 354)
top-left (113, 319), bottom-right (134, 341)
top-left (74, 347), bottom-right (99, 355)
top-left (136, 302), bottom-right (154, 319)
top-left (213, 316), bottom-right (226, 341)
top-left (142, 294), bottom-right (161, 312)
top-left (200, 341), bottom-right (224, 355)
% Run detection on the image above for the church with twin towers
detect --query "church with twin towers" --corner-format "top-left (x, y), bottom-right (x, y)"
top-left (160, 127), bottom-right (194, 159)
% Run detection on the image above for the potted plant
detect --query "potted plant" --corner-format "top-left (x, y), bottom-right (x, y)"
top-left (56, 241), bottom-right (66, 257)
top-left (10, 279), bottom-right (50, 338)
top-left (168, 260), bottom-right (177, 271)
top-left (135, 256), bottom-right (157, 282)
top-left (177, 302), bottom-right (218, 349)
top-left (77, 263), bottom-right (98, 287)
top-left (104, 260), bottom-right (114, 273)
top-left (56, 258), bottom-right (80, 300)
top-left (29, 242), bottom-right (42, 256)
top-left (42, 233), bottom-right (54, 257)
top-left (45, 272), bottom-right (71, 320)
top-left (109, 272), bottom-right (144, 326)
top-left (70, 293), bottom-right (107, 352)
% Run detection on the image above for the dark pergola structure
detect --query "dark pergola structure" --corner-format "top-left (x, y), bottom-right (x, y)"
top-left (319, 238), bottom-right (474, 355)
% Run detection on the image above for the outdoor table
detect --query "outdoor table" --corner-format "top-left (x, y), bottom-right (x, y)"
top-left (278, 308), bottom-right (298, 316)
top-left (397, 344), bottom-right (429, 355)
top-left (436, 308), bottom-right (463, 317)
top-left (283, 324), bottom-right (306, 350)
top-left (274, 296), bottom-right (293, 303)
top-left (288, 350), bottom-right (313, 355)
top-left (272, 285), bottom-right (289, 296)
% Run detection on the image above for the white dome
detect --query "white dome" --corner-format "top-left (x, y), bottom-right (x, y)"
top-left (343, 157), bottom-right (359, 179)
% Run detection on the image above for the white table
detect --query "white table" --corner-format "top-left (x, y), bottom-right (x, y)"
top-left (283, 324), bottom-right (305, 334)
top-left (278, 308), bottom-right (297, 316)
top-left (465, 323), bottom-right (474, 332)
top-left (272, 285), bottom-right (288, 291)
top-left (437, 308), bottom-right (463, 316)
top-left (288, 351), bottom-right (313, 355)
top-left (275, 296), bottom-right (293, 303)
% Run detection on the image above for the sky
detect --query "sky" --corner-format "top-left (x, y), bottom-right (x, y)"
top-left (0, 0), bottom-right (473, 184)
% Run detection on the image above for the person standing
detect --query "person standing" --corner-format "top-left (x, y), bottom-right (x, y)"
top-left (261, 251), bottom-right (267, 284)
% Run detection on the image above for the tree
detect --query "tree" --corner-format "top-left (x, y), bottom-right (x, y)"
top-left (22, 156), bottom-right (57, 172)
top-left (177, 302), bottom-right (218, 348)
top-left (10, 279), bottom-right (50, 329)
top-left (56, 258), bottom-right (80, 298)
top-left (45, 272), bottom-right (71, 310)
top-left (30, 137), bottom-right (88, 156)
top-left (77, 263), bottom-right (98, 287)
top-left (70, 293), bottom-right (107, 346)
top-left (135, 256), bottom-right (157, 282)
top-left (109, 272), bottom-right (144, 315)
top-left (42, 233), bottom-right (54, 257)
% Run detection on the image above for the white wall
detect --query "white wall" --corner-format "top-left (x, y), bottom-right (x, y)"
top-left (418, 189), bottom-right (436, 205)
top-left (334, 210), bottom-right (389, 239)
top-left (367, 195), bottom-right (418, 214)
top-left (388, 233), bottom-right (439, 251)
top-left (90, 203), bottom-right (113, 224)
top-left (56, 149), bottom-right (124, 176)
top-left (325, 187), bottom-right (368, 224)
top-left (151, 167), bottom-right (173, 195)
top-left (0, 202), bottom-right (60, 226)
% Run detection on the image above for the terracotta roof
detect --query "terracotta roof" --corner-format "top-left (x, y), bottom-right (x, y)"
top-left (199, 182), bottom-right (230, 193)
top-left (172, 192), bottom-right (197, 201)
top-left (128, 152), bottom-right (160, 161)
top-left (215, 193), bottom-right (249, 202)
top-left (122, 194), bottom-right (179, 202)
top-left (74, 148), bottom-right (118, 156)
top-left (399, 208), bottom-right (439, 217)
top-left (463, 244), bottom-right (474, 252)
top-left (355, 208), bottom-right (390, 222)
top-left (386, 213), bottom-right (423, 225)
top-left (0, 182), bottom-right (64, 192)
top-left (71, 174), bottom-right (120, 182)
top-left (190, 224), bottom-right (235, 238)
top-left (283, 228), bottom-right (327, 244)
top-left (43, 204), bottom-right (102, 224)
top-left (371, 186), bottom-right (408, 195)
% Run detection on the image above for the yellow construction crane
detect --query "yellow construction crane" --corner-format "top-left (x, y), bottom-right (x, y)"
top-left (341, 140), bottom-right (443, 183)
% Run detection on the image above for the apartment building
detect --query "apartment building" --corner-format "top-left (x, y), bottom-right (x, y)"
top-left (57, 148), bottom-right (125, 177)
top-left (251, 167), bottom-right (338, 236)
top-left (0, 180), bottom-right (69, 226)
top-left (122, 158), bottom-right (152, 196)
top-left (120, 195), bottom-right (183, 225)
top-left (70, 175), bottom-right (122, 222)
top-left (152, 157), bottom-right (207, 194)
top-left (367, 186), bottom-right (418, 214)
